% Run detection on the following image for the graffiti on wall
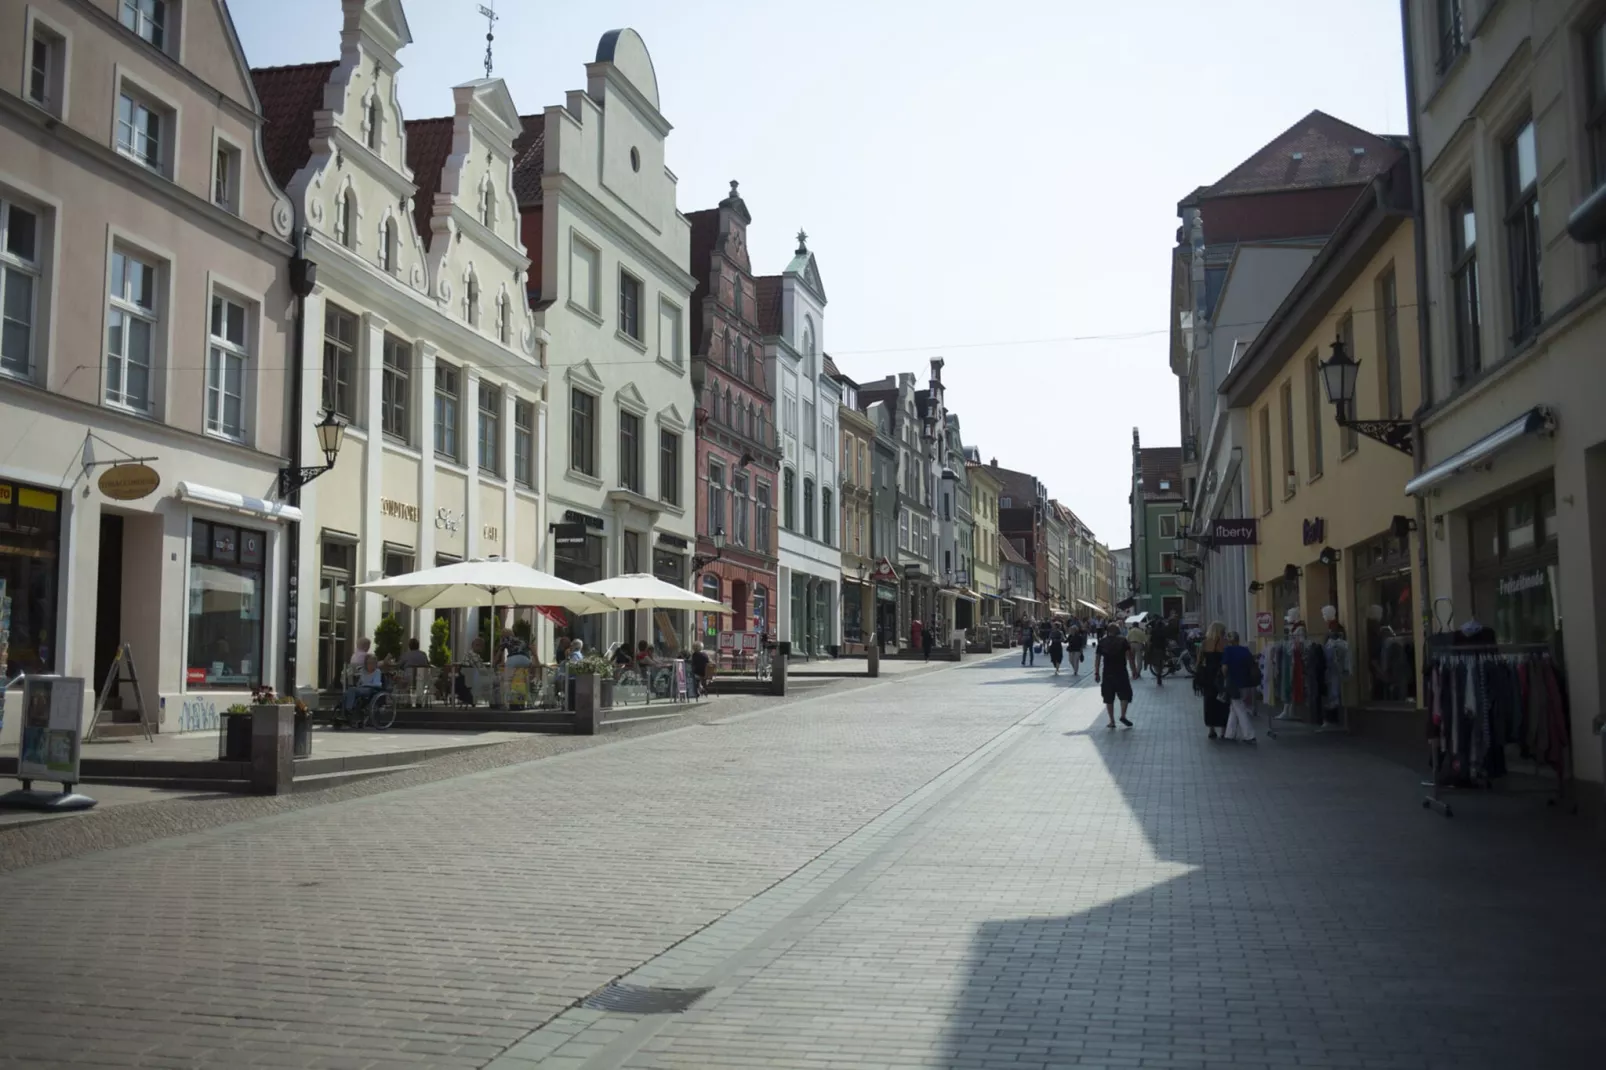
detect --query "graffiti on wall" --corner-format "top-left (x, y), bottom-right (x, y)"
top-left (174, 696), bottom-right (220, 734)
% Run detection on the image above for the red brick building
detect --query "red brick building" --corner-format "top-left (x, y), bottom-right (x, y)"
top-left (686, 183), bottom-right (780, 645)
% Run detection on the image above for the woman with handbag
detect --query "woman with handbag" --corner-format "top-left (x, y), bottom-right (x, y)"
top-left (1221, 631), bottom-right (1258, 743)
top-left (1196, 621), bottom-right (1231, 739)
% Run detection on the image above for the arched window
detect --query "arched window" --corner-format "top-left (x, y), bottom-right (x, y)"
top-left (803, 477), bottom-right (816, 538)
top-left (479, 181), bottom-right (495, 228)
top-left (465, 272), bottom-right (480, 327)
top-left (802, 316), bottom-right (815, 375)
top-left (756, 407), bottom-right (766, 446)
top-left (366, 95), bottom-right (381, 151)
top-left (746, 343), bottom-right (756, 382)
top-left (783, 469), bottom-right (796, 531)
top-left (496, 294), bottom-right (509, 344)
top-left (702, 574), bottom-right (721, 604)
top-left (821, 487), bottom-right (833, 545)
top-left (379, 218), bottom-right (397, 273)
top-left (722, 387), bottom-right (733, 426)
top-left (335, 188), bottom-right (356, 248)
top-left (720, 328), bottom-right (731, 367)
top-left (746, 402), bottom-right (755, 439)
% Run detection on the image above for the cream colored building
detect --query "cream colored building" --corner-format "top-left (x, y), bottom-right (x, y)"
top-left (967, 461), bottom-right (1002, 622)
top-left (839, 387), bottom-right (876, 652)
top-left (254, 0), bottom-right (546, 690)
top-left (1, 0), bottom-right (300, 738)
top-left (1404, 0), bottom-right (1605, 789)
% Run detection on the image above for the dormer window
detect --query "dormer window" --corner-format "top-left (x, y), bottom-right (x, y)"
top-left (121, 0), bottom-right (167, 51)
top-left (365, 95), bottom-right (381, 152)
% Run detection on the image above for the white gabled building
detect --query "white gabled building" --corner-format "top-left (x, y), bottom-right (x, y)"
top-left (518, 28), bottom-right (697, 658)
top-left (759, 234), bottom-right (839, 656)
top-left (253, 0), bottom-right (546, 691)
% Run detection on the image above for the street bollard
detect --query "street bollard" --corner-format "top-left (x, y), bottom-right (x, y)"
top-left (771, 642), bottom-right (789, 696)
top-left (867, 642), bottom-right (880, 678)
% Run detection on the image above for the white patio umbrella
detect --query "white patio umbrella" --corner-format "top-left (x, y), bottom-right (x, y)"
top-left (356, 558), bottom-right (615, 615)
top-left (578, 573), bottom-right (733, 613)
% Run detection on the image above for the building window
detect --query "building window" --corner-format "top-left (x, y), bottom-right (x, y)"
top-left (496, 294), bottom-right (510, 344)
top-left (659, 429), bottom-right (680, 505)
top-left (821, 487), bottom-right (833, 545)
top-left (479, 183), bottom-right (495, 228)
top-left (1378, 268), bottom-right (1403, 418)
top-left (1160, 552), bottom-right (1175, 574)
top-left (1436, 0), bottom-right (1465, 73)
top-left (570, 236), bottom-right (598, 314)
top-left (803, 400), bottom-right (816, 448)
top-left (464, 273), bottom-right (480, 328)
top-left (1503, 119), bottom-right (1541, 344)
top-left (1158, 513), bottom-right (1177, 539)
top-left (1, 200), bottom-right (40, 379)
top-left (618, 410), bottom-right (642, 492)
top-left (379, 218), bottom-right (397, 274)
top-left (756, 482), bottom-right (772, 552)
top-left (213, 141), bottom-right (241, 213)
top-left (1304, 351), bottom-right (1325, 474)
top-left (783, 469), bottom-right (797, 531)
top-left (618, 269), bottom-right (642, 340)
top-left (106, 249), bottom-right (158, 412)
top-left (513, 399), bottom-right (534, 488)
top-left (477, 380), bottom-right (501, 475)
top-left (334, 189), bottom-right (355, 249)
top-left (1449, 189), bottom-right (1481, 383)
top-left (366, 94), bottom-right (382, 152)
top-left (321, 305), bottom-right (357, 421)
top-left (803, 478), bottom-right (816, 538)
top-left (381, 334), bottom-right (410, 443)
top-left (1279, 380), bottom-right (1296, 495)
top-left (569, 387), bottom-right (596, 476)
top-left (1257, 406), bottom-right (1273, 515)
top-left (823, 416), bottom-right (835, 460)
top-left (188, 521), bottom-right (266, 690)
top-left (708, 458), bottom-right (726, 538)
top-left (733, 472), bottom-right (749, 547)
top-left (1467, 483), bottom-right (1560, 645)
top-left (29, 23), bottom-right (65, 116)
top-left (116, 89), bottom-right (166, 173)
top-left (318, 538), bottom-right (356, 690)
top-left (658, 299), bottom-right (682, 365)
top-left (121, 0), bottom-right (167, 50)
top-left (205, 295), bottom-right (248, 440)
top-left (434, 362), bottom-right (461, 462)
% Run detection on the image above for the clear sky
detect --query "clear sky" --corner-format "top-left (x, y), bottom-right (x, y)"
top-left (231, 0), bottom-right (1406, 546)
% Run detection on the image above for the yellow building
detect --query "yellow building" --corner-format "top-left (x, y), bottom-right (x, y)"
top-left (967, 462), bottom-right (1002, 624)
top-left (1221, 154), bottom-right (1424, 730)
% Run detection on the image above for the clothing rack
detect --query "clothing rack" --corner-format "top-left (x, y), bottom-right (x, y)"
top-left (1256, 634), bottom-right (1351, 738)
top-left (1420, 641), bottom-right (1572, 818)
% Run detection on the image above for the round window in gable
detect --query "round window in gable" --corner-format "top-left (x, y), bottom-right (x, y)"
top-left (630, 147), bottom-right (641, 172)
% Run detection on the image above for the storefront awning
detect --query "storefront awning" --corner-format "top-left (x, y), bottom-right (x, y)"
top-left (1076, 599), bottom-right (1108, 617)
top-left (1404, 407), bottom-right (1555, 497)
top-left (177, 481), bottom-right (302, 523)
top-left (954, 588), bottom-right (980, 603)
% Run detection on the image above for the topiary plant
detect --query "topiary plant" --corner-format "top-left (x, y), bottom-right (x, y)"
top-left (429, 616), bottom-right (452, 668)
top-left (512, 617), bottom-right (533, 644)
top-left (373, 613), bottom-right (405, 662)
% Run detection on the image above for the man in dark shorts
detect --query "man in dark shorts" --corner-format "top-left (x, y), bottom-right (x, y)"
top-left (1094, 622), bottom-right (1139, 728)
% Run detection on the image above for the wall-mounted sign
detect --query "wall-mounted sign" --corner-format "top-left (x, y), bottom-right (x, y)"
top-left (1256, 610), bottom-right (1274, 636)
top-left (551, 522), bottom-right (587, 547)
top-left (435, 508), bottom-right (461, 533)
top-left (564, 509), bottom-right (605, 531)
top-left (98, 464), bottom-right (160, 501)
top-left (483, 525), bottom-right (500, 542)
top-left (380, 498), bottom-right (420, 522)
top-left (1209, 519), bottom-right (1258, 545)
top-left (871, 558), bottom-right (898, 583)
top-left (1498, 570), bottom-right (1545, 597)
top-left (1302, 517), bottom-right (1326, 546)
top-left (657, 532), bottom-right (689, 550)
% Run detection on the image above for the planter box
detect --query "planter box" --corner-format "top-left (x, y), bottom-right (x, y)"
top-left (219, 713), bottom-right (253, 760)
top-left (573, 674), bottom-right (605, 734)
top-left (293, 713), bottom-right (313, 758)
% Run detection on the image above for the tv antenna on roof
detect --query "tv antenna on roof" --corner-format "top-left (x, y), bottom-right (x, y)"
top-left (478, 1), bottom-right (498, 78)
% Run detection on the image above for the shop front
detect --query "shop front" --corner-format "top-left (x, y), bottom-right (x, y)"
top-left (652, 541), bottom-right (688, 656)
top-left (0, 480), bottom-right (62, 678)
top-left (1350, 529), bottom-right (1416, 704)
top-left (552, 521), bottom-right (605, 655)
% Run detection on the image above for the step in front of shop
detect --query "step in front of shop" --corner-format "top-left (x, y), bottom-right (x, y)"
top-left (386, 708), bottom-right (576, 732)
top-left (0, 755), bottom-right (249, 792)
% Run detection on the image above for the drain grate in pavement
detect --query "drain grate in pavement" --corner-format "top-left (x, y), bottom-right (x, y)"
top-left (582, 982), bottom-right (712, 1014)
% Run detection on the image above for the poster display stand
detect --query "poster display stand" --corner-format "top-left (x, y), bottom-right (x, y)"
top-left (0, 675), bottom-right (97, 812)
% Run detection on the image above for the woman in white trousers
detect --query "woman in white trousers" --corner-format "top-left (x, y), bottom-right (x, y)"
top-left (1222, 631), bottom-right (1257, 743)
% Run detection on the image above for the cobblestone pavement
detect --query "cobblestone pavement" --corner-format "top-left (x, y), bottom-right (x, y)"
top-left (4, 657), bottom-right (1605, 1068)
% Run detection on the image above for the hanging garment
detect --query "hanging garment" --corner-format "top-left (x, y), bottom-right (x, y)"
top-left (1323, 638), bottom-right (1349, 711)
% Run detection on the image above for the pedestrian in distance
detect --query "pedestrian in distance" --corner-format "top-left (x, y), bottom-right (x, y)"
top-left (1195, 621), bottom-right (1230, 740)
top-left (1020, 620), bottom-right (1035, 666)
top-left (1094, 621), bottom-right (1138, 728)
top-left (921, 623), bottom-right (936, 662)
top-left (1048, 624), bottom-right (1064, 675)
top-left (1067, 623), bottom-right (1086, 676)
top-left (1221, 630), bottom-right (1258, 743)
top-left (1125, 617), bottom-right (1148, 679)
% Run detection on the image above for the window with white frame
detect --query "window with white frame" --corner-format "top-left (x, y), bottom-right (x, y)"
top-left (206, 294), bottom-right (248, 440)
top-left (513, 400), bottom-right (534, 488)
top-left (106, 249), bottom-right (158, 412)
top-left (659, 429), bottom-right (680, 505)
top-left (379, 334), bottom-right (409, 442)
top-left (822, 414), bottom-right (835, 459)
top-left (570, 235), bottom-right (599, 314)
top-left (803, 400), bottom-right (816, 448)
top-left (321, 304), bottom-right (357, 421)
top-left (618, 410), bottom-right (642, 492)
top-left (1, 200), bottom-right (41, 379)
top-left (121, 0), bottom-right (168, 51)
top-left (477, 380), bottom-right (501, 475)
top-left (618, 269), bottom-right (642, 340)
top-left (569, 387), bottom-right (597, 476)
top-left (213, 140), bottom-right (241, 213)
top-left (28, 21), bottom-right (66, 116)
top-left (899, 507), bottom-right (909, 550)
top-left (1158, 513), bottom-right (1177, 540)
top-left (733, 472), bottom-right (749, 547)
top-left (434, 362), bottom-right (461, 462)
top-left (116, 87), bottom-right (168, 174)
top-left (1503, 118), bottom-right (1541, 344)
top-left (657, 299), bottom-right (682, 365)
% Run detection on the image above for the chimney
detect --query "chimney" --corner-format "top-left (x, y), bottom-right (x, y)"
top-left (990, 457), bottom-right (997, 467)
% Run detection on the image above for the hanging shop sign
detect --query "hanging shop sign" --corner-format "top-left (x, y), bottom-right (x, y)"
top-left (97, 464), bottom-right (160, 501)
top-left (1208, 518), bottom-right (1258, 545)
top-left (550, 522), bottom-right (588, 548)
top-left (871, 557), bottom-right (898, 583)
top-left (1256, 610), bottom-right (1274, 637)
top-left (1302, 517), bottom-right (1326, 546)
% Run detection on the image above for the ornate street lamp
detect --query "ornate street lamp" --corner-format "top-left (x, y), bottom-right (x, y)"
top-left (1319, 336), bottom-right (1413, 455)
top-left (278, 410), bottom-right (347, 497)
top-left (691, 527), bottom-right (726, 572)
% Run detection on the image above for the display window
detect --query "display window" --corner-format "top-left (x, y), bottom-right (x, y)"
top-left (1466, 482), bottom-right (1560, 647)
top-left (0, 481), bottom-right (61, 675)
top-left (188, 520), bottom-right (267, 689)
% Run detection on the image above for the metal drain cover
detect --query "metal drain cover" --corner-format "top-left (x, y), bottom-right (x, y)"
top-left (582, 982), bottom-right (712, 1014)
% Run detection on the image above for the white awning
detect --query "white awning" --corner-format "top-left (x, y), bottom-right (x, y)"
top-left (1405, 407), bottom-right (1555, 497)
top-left (1076, 599), bottom-right (1108, 617)
top-left (177, 481), bottom-right (302, 522)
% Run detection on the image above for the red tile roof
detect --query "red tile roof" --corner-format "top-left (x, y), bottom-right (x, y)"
top-left (250, 61), bottom-right (338, 191)
top-left (1200, 110), bottom-right (1399, 200)
top-left (1138, 447), bottom-right (1184, 499)
top-left (403, 117), bottom-right (454, 250)
top-left (512, 114), bottom-right (545, 206)
top-left (756, 276), bottom-right (782, 335)
top-left (822, 354), bottom-right (842, 380)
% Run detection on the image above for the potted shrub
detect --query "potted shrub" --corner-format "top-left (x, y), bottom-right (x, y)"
top-left (220, 702), bottom-right (253, 760)
top-left (570, 654), bottom-right (614, 731)
top-left (429, 616), bottom-right (453, 700)
top-left (373, 614), bottom-right (405, 664)
top-left (255, 685), bottom-right (312, 758)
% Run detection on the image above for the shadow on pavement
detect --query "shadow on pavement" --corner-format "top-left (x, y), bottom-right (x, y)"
top-left (939, 677), bottom-right (1606, 1069)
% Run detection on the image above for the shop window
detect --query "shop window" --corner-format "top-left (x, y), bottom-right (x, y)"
top-left (701, 575), bottom-right (721, 633)
top-left (318, 538), bottom-right (355, 690)
top-left (0, 481), bottom-right (61, 674)
top-left (1466, 482), bottom-right (1560, 645)
top-left (381, 547), bottom-right (413, 643)
top-left (188, 521), bottom-right (266, 690)
top-left (651, 547), bottom-right (685, 655)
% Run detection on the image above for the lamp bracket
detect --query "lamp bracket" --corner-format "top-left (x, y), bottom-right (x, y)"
top-left (278, 463), bottom-right (335, 499)
top-left (1338, 412), bottom-right (1414, 456)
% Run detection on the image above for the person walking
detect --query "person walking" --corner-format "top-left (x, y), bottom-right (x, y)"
top-left (1066, 623), bottom-right (1086, 676)
top-left (921, 623), bottom-right (936, 662)
top-left (1146, 616), bottom-right (1170, 687)
top-left (1020, 620), bottom-right (1035, 666)
top-left (1048, 624), bottom-right (1065, 675)
top-left (1221, 630), bottom-right (1257, 743)
top-left (1196, 621), bottom-right (1231, 739)
top-left (1094, 622), bottom-right (1138, 728)
top-left (1125, 617), bottom-right (1148, 679)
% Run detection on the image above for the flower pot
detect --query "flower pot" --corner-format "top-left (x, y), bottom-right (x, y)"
top-left (293, 711), bottom-right (313, 758)
top-left (220, 713), bottom-right (253, 760)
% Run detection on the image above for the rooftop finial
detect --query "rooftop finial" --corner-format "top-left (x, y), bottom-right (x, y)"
top-left (796, 229), bottom-right (808, 254)
top-left (729, 179), bottom-right (740, 198)
top-left (478, 1), bottom-right (498, 78)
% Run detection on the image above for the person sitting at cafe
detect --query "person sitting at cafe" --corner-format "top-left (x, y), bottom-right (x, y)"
top-left (343, 654), bottom-right (384, 712)
top-left (349, 637), bottom-right (372, 671)
top-left (636, 640), bottom-right (654, 665)
top-left (398, 637), bottom-right (430, 671)
top-left (611, 642), bottom-right (634, 672)
top-left (690, 642), bottom-right (713, 696)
